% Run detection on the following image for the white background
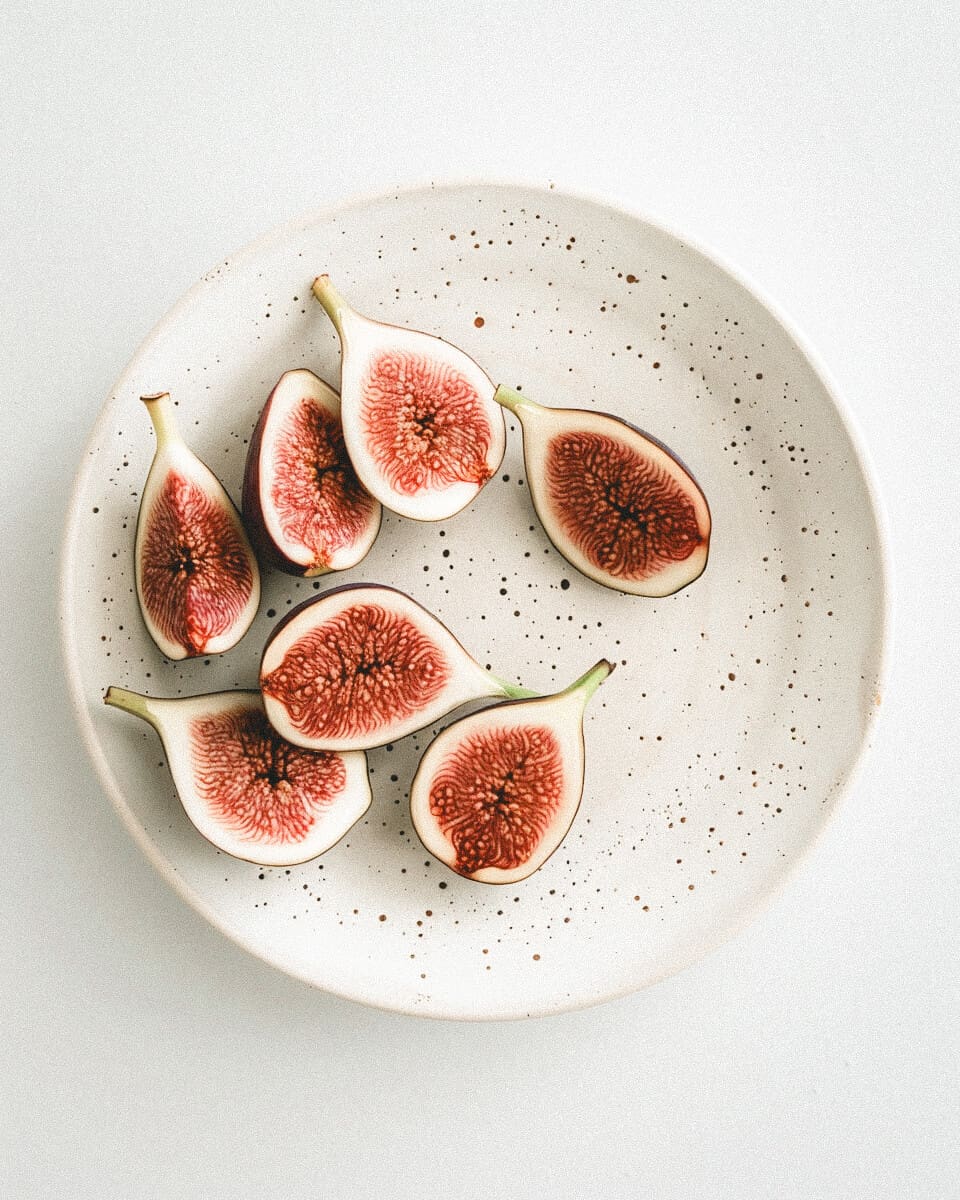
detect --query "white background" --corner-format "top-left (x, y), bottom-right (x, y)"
top-left (2, 2), bottom-right (957, 1197)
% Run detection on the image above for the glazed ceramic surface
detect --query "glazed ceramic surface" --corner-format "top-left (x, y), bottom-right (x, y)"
top-left (61, 183), bottom-right (888, 1019)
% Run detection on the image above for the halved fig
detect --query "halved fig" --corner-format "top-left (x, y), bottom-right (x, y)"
top-left (135, 392), bottom-right (260, 659)
top-left (259, 583), bottom-right (536, 752)
top-left (104, 687), bottom-right (371, 866)
top-left (410, 659), bottom-right (614, 884)
top-left (311, 275), bottom-right (506, 521)
top-left (495, 385), bottom-right (711, 597)
top-left (241, 369), bottom-right (381, 576)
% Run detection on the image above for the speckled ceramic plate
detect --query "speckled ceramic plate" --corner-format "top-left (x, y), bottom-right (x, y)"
top-left (61, 182), bottom-right (888, 1020)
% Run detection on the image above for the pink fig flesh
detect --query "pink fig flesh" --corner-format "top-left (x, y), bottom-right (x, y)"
top-left (410, 659), bottom-right (614, 884)
top-left (140, 468), bottom-right (257, 656)
top-left (494, 386), bottom-right (710, 598)
top-left (191, 704), bottom-right (347, 843)
top-left (428, 723), bottom-right (565, 877)
top-left (242, 370), bottom-right (380, 576)
top-left (359, 349), bottom-right (496, 496)
top-left (545, 429), bottom-right (707, 582)
top-left (261, 599), bottom-right (452, 744)
top-left (258, 583), bottom-right (535, 752)
top-left (103, 687), bottom-right (372, 866)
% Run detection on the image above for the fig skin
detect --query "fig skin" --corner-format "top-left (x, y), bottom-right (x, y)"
top-left (311, 275), bottom-right (506, 522)
top-left (410, 659), bottom-right (614, 885)
top-left (259, 582), bottom-right (537, 753)
top-left (241, 369), bottom-right (382, 578)
top-left (494, 385), bottom-right (711, 598)
top-left (103, 686), bottom-right (371, 866)
top-left (135, 392), bottom-right (260, 659)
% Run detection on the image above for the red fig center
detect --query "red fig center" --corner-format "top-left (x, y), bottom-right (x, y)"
top-left (271, 398), bottom-right (377, 562)
top-left (545, 432), bottom-right (704, 580)
top-left (261, 603), bottom-right (451, 741)
top-left (360, 350), bottom-right (494, 494)
top-left (141, 471), bottom-right (255, 655)
top-left (428, 724), bottom-right (564, 874)
top-left (190, 707), bottom-right (346, 844)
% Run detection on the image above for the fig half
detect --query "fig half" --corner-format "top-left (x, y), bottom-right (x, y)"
top-left (410, 659), bottom-right (614, 884)
top-left (104, 687), bottom-right (371, 866)
top-left (135, 392), bottom-right (260, 659)
top-left (311, 275), bottom-right (506, 521)
top-left (260, 583), bottom-right (536, 752)
top-left (242, 369), bottom-right (381, 576)
top-left (495, 385), bottom-right (711, 597)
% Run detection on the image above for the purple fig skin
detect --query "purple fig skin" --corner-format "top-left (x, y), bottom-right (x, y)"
top-left (241, 373), bottom-right (382, 578)
top-left (241, 389), bottom-right (292, 573)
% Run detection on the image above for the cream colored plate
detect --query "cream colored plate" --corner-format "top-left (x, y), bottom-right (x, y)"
top-left (61, 182), bottom-right (889, 1019)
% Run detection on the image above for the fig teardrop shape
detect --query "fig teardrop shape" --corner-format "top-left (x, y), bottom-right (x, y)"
top-left (241, 369), bottom-right (381, 576)
top-left (135, 392), bottom-right (260, 658)
top-left (103, 688), bottom-right (371, 866)
top-left (495, 385), bottom-right (711, 597)
top-left (410, 659), bottom-right (614, 884)
top-left (311, 275), bottom-right (506, 521)
top-left (259, 583), bottom-right (536, 752)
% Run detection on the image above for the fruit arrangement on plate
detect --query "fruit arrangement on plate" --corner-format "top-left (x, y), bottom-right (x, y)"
top-left (104, 278), bottom-right (712, 882)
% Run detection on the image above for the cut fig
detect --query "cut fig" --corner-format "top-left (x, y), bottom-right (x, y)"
top-left (259, 582), bottom-right (536, 752)
top-left (495, 385), bottom-right (711, 597)
top-left (135, 392), bottom-right (260, 659)
top-left (410, 659), bottom-right (614, 884)
top-left (104, 687), bottom-right (371, 866)
top-left (311, 275), bottom-right (506, 521)
top-left (242, 369), bottom-right (381, 576)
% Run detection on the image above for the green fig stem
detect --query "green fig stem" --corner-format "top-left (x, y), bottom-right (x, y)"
top-left (493, 384), bottom-right (539, 418)
top-left (104, 686), bottom-right (161, 730)
top-left (566, 658), bottom-right (616, 705)
top-left (311, 274), bottom-right (350, 339)
top-left (488, 675), bottom-right (540, 700)
top-left (141, 392), bottom-right (180, 448)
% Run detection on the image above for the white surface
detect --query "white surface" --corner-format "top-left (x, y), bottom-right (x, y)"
top-left (1, 0), bottom-right (956, 1195)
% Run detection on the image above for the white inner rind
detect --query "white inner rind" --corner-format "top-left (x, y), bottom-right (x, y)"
top-left (260, 584), bottom-right (512, 752)
top-left (135, 440), bottom-right (261, 660)
top-left (517, 404), bottom-right (710, 598)
top-left (410, 689), bottom-right (587, 885)
top-left (337, 313), bottom-right (505, 522)
top-left (257, 369), bottom-right (380, 572)
top-left (143, 690), bottom-right (371, 867)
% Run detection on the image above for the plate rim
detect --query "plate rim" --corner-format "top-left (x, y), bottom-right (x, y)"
top-left (59, 177), bottom-right (893, 1020)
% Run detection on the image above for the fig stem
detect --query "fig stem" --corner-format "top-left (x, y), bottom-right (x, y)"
top-left (492, 384), bottom-right (538, 418)
top-left (311, 274), bottom-right (349, 339)
top-left (104, 685), bottom-right (159, 730)
top-left (488, 675), bottom-right (540, 700)
top-left (140, 392), bottom-right (179, 448)
top-left (566, 658), bottom-right (616, 704)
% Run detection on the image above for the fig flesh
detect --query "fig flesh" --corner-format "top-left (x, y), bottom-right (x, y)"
top-left (495, 385), bottom-right (711, 597)
top-left (259, 583), bottom-right (536, 752)
top-left (311, 275), bottom-right (506, 521)
top-left (104, 687), bottom-right (371, 866)
top-left (135, 392), bottom-right (260, 659)
top-left (242, 369), bottom-right (381, 577)
top-left (410, 659), bottom-right (614, 884)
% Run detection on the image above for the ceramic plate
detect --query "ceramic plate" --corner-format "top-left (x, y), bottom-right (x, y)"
top-left (61, 182), bottom-right (888, 1019)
